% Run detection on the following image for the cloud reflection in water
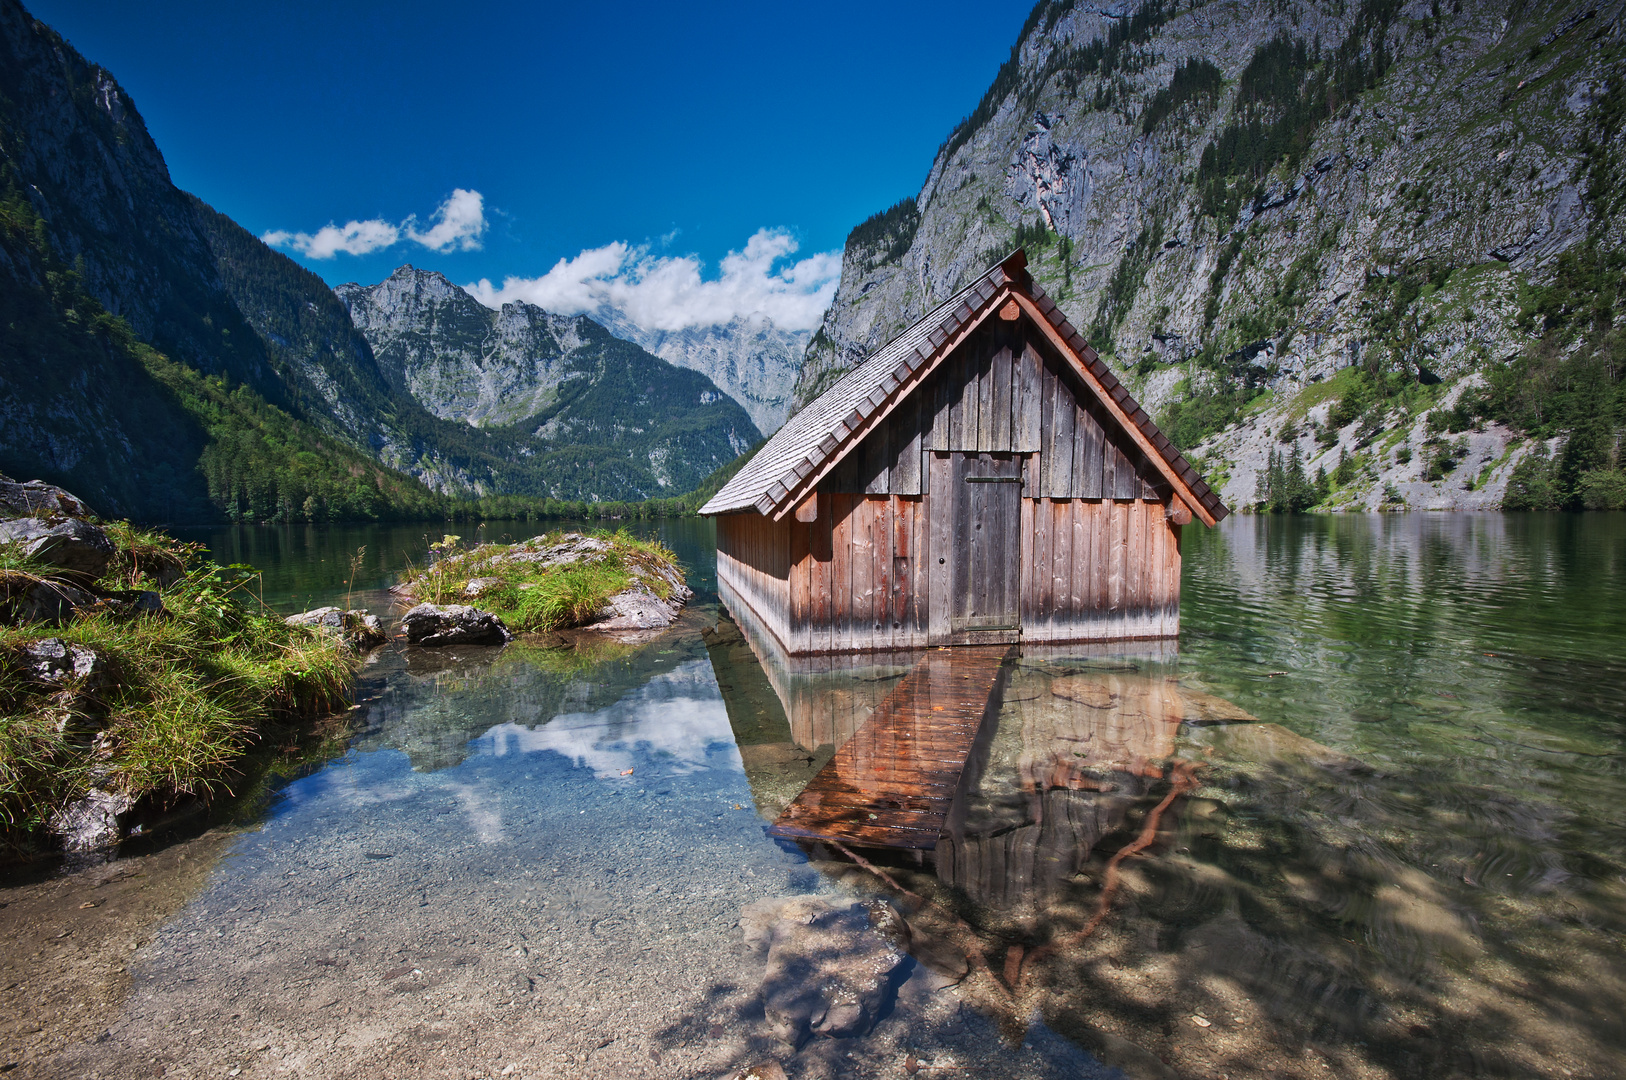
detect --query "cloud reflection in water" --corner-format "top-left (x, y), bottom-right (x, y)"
top-left (474, 659), bottom-right (742, 778)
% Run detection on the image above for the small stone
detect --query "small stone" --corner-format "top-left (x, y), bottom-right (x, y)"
top-left (50, 788), bottom-right (132, 851)
top-left (721, 1063), bottom-right (788, 1080)
top-left (462, 576), bottom-right (506, 599)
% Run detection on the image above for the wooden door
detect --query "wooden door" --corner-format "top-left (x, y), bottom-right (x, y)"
top-left (939, 452), bottom-right (1023, 644)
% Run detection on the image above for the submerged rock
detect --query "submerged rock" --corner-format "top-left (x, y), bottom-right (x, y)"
top-left (0, 516), bottom-right (116, 581)
top-left (400, 603), bottom-right (511, 647)
top-left (286, 606), bottom-right (389, 651)
top-left (743, 895), bottom-right (912, 1045)
top-left (50, 787), bottom-right (132, 851)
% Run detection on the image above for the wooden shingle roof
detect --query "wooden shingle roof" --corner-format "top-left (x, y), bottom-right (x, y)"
top-left (701, 250), bottom-right (1227, 525)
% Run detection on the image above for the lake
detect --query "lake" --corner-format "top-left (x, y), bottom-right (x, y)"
top-left (3, 513), bottom-right (1623, 1079)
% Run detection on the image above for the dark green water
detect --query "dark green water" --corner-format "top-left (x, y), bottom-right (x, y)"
top-left (74, 513), bottom-right (1626, 1078)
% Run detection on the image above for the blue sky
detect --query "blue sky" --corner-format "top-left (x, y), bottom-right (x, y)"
top-left (30, 0), bottom-right (1032, 330)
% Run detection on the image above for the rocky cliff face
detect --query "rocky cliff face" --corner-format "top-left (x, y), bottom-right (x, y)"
top-left (338, 267), bottom-right (761, 494)
top-left (598, 312), bottom-right (807, 434)
top-left (797, 0), bottom-right (1626, 511)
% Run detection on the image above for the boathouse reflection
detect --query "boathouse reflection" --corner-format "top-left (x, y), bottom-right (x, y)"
top-left (706, 589), bottom-right (1229, 909)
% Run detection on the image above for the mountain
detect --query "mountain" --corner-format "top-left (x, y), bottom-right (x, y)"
top-left (595, 311), bottom-right (807, 434)
top-left (336, 267), bottom-right (761, 494)
top-left (0, 0), bottom-right (757, 518)
top-left (797, 0), bottom-right (1626, 511)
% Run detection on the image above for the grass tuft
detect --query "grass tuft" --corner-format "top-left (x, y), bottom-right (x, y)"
top-left (399, 530), bottom-right (683, 633)
top-left (0, 529), bottom-right (358, 841)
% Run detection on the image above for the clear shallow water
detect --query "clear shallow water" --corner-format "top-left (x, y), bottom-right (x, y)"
top-left (17, 513), bottom-right (1626, 1079)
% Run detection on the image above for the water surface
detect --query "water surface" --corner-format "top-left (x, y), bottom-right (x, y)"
top-left (10, 512), bottom-right (1625, 1079)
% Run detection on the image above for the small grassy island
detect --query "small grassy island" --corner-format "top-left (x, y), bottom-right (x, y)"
top-left (397, 530), bottom-right (691, 635)
top-left (0, 477), bottom-right (359, 857)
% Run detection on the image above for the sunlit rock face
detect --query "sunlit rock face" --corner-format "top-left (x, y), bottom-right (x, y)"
top-left (599, 310), bottom-right (807, 436)
top-left (338, 268), bottom-right (761, 470)
top-left (795, 0), bottom-right (1619, 510)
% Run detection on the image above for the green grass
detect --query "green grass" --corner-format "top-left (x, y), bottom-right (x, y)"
top-left (400, 530), bottom-right (683, 633)
top-left (0, 527), bottom-right (357, 840)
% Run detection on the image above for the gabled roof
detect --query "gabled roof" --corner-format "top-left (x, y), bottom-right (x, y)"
top-left (701, 250), bottom-right (1228, 525)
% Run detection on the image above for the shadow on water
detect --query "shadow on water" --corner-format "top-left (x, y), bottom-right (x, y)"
top-left (709, 512), bottom-right (1626, 1079)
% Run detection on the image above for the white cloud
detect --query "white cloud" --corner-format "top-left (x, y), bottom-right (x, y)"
top-left (263, 189), bottom-right (487, 259)
top-left (466, 228), bottom-right (840, 333)
top-left (404, 188), bottom-right (487, 252)
top-left (262, 218), bottom-right (399, 259)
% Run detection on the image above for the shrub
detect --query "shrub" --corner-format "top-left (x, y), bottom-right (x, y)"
top-left (1502, 445), bottom-right (1561, 510)
top-left (1578, 468), bottom-right (1626, 510)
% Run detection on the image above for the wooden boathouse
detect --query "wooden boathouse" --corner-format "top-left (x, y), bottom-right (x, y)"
top-left (701, 249), bottom-right (1228, 655)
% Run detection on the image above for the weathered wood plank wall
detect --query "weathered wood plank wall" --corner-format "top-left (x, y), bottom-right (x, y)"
top-left (1018, 498), bottom-right (1181, 643)
top-left (825, 321), bottom-right (1165, 502)
top-left (716, 317), bottom-right (1187, 656)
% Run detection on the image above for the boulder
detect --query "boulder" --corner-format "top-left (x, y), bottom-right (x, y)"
top-left (0, 516), bottom-right (116, 581)
top-left (97, 589), bottom-right (167, 618)
top-left (586, 582), bottom-right (692, 632)
top-left (744, 896), bottom-right (912, 1045)
top-left (493, 532), bottom-right (612, 569)
top-left (400, 603), bottom-right (511, 647)
top-left (50, 787), bottom-right (132, 851)
top-left (0, 474), bottom-right (95, 519)
top-left (0, 577), bottom-right (95, 626)
top-left (285, 606), bottom-right (389, 651)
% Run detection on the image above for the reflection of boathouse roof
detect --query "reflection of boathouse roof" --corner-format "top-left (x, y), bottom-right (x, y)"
top-left (701, 250), bottom-right (1227, 525)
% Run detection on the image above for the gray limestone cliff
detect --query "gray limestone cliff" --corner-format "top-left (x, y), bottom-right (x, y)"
top-left (795, 0), bottom-right (1626, 511)
top-left (598, 312), bottom-right (807, 435)
top-left (337, 267), bottom-right (762, 494)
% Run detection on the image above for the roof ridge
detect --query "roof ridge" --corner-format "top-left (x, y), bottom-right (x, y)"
top-left (700, 248), bottom-right (1226, 523)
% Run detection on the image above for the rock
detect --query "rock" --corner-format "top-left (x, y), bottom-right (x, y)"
top-left (0, 474), bottom-right (95, 519)
top-left (585, 581), bottom-right (691, 632)
top-left (494, 532), bottom-right (613, 570)
top-left (285, 606), bottom-right (389, 651)
top-left (400, 603), bottom-right (511, 647)
top-left (746, 896), bottom-right (912, 1045)
top-left (97, 589), bottom-right (167, 618)
top-left (0, 516), bottom-right (116, 581)
top-left (21, 638), bottom-right (107, 688)
top-left (719, 1063), bottom-right (789, 1080)
top-left (0, 577), bottom-right (95, 626)
top-left (1050, 676), bottom-right (1115, 709)
top-left (461, 576), bottom-right (506, 599)
top-left (1174, 685), bottom-right (1262, 725)
top-left (1198, 722), bottom-right (1368, 774)
top-left (50, 787), bottom-right (132, 851)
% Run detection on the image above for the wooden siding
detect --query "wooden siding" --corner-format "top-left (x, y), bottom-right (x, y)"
top-left (825, 320), bottom-right (1165, 502)
top-left (1021, 498), bottom-right (1181, 643)
top-left (719, 496), bottom-right (932, 657)
top-left (719, 493), bottom-right (1182, 656)
top-left (715, 511), bottom-right (793, 652)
